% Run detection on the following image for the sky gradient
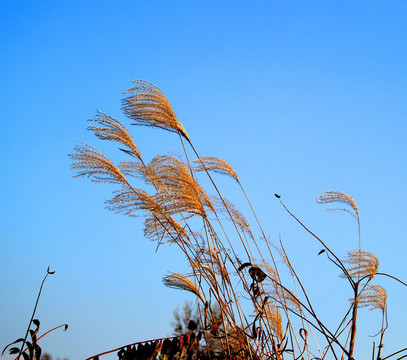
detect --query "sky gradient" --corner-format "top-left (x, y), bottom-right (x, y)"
top-left (1, 2), bottom-right (406, 359)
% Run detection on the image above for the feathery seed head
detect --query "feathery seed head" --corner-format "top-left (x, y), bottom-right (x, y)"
top-left (88, 111), bottom-right (142, 161)
top-left (351, 284), bottom-right (387, 311)
top-left (122, 80), bottom-right (190, 141)
top-left (70, 143), bottom-right (126, 184)
top-left (106, 186), bottom-right (159, 217)
top-left (317, 191), bottom-right (359, 222)
top-left (144, 213), bottom-right (189, 244)
top-left (194, 157), bottom-right (238, 181)
top-left (163, 272), bottom-right (204, 302)
top-left (342, 250), bottom-right (379, 280)
top-left (149, 155), bottom-right (211, 218)
top-left (264, 305), bottom-right (283, 342)
top-left (213, 197), bottom-right (254, 240)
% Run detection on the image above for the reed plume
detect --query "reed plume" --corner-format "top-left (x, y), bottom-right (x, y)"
top-left (119, 161), bottom-right (166, 190)
top-left (214, 197), bottom-right (254, 240)
top-left (88, 111), bottom-right (142, 161)
top-left (342, 250), bottom-right (379, 280)
top-left (351, 284), bottom-right (386, 311)
top-left (194, 263), bottom-right (218, 290)
top-left (264, 304), bottom-right (283, 342)
top-left (149, 155), bottom-right (213, 219)
top-left (106, 186), bottom-right (160, 216)
top-left (197, 247), bottom-right (228, 282)
top-left (163, 272), bottom-right (204, 303)
top-left (70, 143), bottom-right (126, 184)
top-left (143, 213), bottom-right (189, 244)
top-left (194, 156), bottom-right (238, 182)
top-left (316, 190), bottom-right (359, 221)
top-left (317, 190), bottom-right (361, 250)
top-left (122, 80), bottom-right (190, 141)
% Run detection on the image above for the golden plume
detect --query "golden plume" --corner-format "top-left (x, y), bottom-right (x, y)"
top-left (342, 250), bottom-right (379, 280)
top-left (197, 247), bottom-right (228, 282)
top-left (105, 186), bottom-right (160, 217)
top-left (163, 272), bottom-right (204, 302)
top-left (70, 143), bottom-right (126, 184)
top-left (194, 156), bottom-right (238, 182)
top-left (88, 111), bottom-right (142, 161)
top-left (264, 304), bottom-right (283, 342)
top-left (122, 80), bottom-right (190, 141)
top-left (149, 155), bottom-right (213, 218)
top-left (351, 284), bottom-right (386, 311)
top-left (143, 213), bottom-right (189, 244)
top-left (193, 263), bottom-right (218, 290)
top-left (317, 190), bottom-right (359, 222)
top-left (119, 161), bottom-right (166, 191)
top-left (213, 197), bottom-right (254, 239)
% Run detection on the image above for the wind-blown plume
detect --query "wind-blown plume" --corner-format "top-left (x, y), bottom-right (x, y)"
top-left (213, 197), bottom-right (254, 239)
top-left (194, 157), bottom-right (238, 182)
top-left (342, 250), bottom-right (379, 280)
top-left (264, 304), bottom-right (283, 342)
top-left (144, 213), bottom-right (188, 244)
top-left (106, 186), bottom-right (159, 217)
top-left (316, 191), bottom-right (359, 222)
top-left (149, 155), bottom-right (213, 218)
top-left (119, 161), bottom-right (166, 190)
top-left (351, 284), bottom-right (386, 311)
top-left (88, 111), bottom-right (142, 161)
top-left (163, 272), bottom-right (204, 302)
top-left (70, 143), bottom-right (126, 184)
top-left (122, 80), bottom-right (190, 141)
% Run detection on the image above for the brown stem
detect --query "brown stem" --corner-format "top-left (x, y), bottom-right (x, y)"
top-left (348, 282), bottom-right (360, 359)
top-left (279, 199), bottom-right (354, 288)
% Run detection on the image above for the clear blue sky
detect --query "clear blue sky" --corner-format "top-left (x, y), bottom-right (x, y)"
top-left (1, 1), bottom-right (406, 359)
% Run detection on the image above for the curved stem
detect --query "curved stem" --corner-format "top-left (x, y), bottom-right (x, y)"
top-left (17, 267), bottom-right (54, 359)
top-left (279, 199), bottom-right (354, 288)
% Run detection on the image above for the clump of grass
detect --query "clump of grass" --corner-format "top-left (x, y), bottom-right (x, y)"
top-left (71, 80), bottom-right (406, 360)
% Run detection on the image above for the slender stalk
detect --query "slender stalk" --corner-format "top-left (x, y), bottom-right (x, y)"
top-left (17, 267), bottom-right (54, 360)
top-left (376, 306), bottom-right (388, 360)
top-left (279, 199), bottom-right (354, 288)
top-left (348, 282), bottom-right (360, 359)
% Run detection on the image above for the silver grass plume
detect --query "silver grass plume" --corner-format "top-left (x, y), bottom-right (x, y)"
top-left (194, 156), bottom-right (238, 182)
top-left (193, 263), bottom-right (218, 290)
top-left (119, 161), bottom-right (166, 191)
top-left (70, 143), bottom-right (126, 184)
top-left (317, 190), bottom-right (361, 249)
top-left (351, 284), bottom-right (386, 311)
top-left (122, 80), bottom-right (190, 141)
top-left (144, 213), bottom-right (189, 244)
top-left (213, 197), bottom-right (254, 240)
top-left (342, 250), bottom-right (379, 280)
top-left (88, 111), bottom-right (142, 161)
top-left (163, 272), bottom-right (204, 302)
top-left (149, 155), bottom-right (213, 218)
top-left (264, 304), bottom-right (283, 342)
top-left (317, 191), bottom-right (359, 221)
top-left (198, 247), bottom-right (228, 282)
top-left (106, 186), bottom-right (160, 217)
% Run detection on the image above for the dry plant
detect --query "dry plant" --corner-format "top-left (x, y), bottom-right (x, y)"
top-left (70, 80), bottom-right (406, 360)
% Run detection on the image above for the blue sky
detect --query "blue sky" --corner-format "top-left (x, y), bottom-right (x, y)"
top-left (1, 1), bottom-right (406, 359)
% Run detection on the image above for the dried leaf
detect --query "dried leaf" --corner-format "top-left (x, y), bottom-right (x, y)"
top-left (249, 266), bottom-right (267, 283)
